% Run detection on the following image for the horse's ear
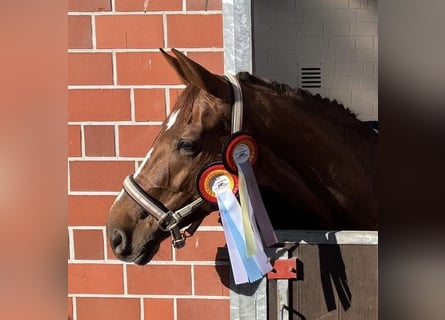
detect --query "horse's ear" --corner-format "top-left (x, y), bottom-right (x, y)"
top-left (160, 48), bottom-right (190, 84)
top-left (165, 48), bottom-right (233, 105)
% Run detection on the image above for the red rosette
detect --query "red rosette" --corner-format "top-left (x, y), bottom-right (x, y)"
top-left (222, 132), bottom-right (259, 174)
top-left (196, 162), bottom-right (239, 204)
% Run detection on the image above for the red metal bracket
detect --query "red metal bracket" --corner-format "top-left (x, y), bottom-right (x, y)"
top-left (267, 258), bottom-right (298, 280)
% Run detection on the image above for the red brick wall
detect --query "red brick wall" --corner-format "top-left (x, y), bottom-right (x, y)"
top-left (68, 1), bottom-right (230, 319)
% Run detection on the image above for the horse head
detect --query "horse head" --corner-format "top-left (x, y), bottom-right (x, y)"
top-left (107, 49), bottom-right (378, 265)
top-left (106, 49), bottom-right (237, 265)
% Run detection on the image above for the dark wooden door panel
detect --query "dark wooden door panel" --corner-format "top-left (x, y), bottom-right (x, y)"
top-left (288, 244), bottom-right (377, 320)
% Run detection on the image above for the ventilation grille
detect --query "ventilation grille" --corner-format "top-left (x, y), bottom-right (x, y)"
top-left (298, 66), bottom-right (322, 88)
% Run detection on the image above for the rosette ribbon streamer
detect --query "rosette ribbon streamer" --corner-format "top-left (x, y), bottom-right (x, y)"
top-left (197, 163), bottom-right (273, 284)
top-left (236, 159), bottom-right (278, 248)
top-left (216, 188), bottom-right (272, 284)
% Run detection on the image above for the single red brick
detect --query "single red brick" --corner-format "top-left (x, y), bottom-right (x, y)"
top-left (68, 125), bottom-right (81, 157)
top-left (134, 89), bottom-right (166, 121)
top-left (177, 299), bottom-right (229, 320)
top-left (68, 264), bottom-right (124, 294)
top-left (127, 264), bottom-right (192, 294)
top-left (186, 0), bottom-right (222, 11)
top-left (68, 0), bottom-right (111, 12)
top-left (167, 14), bottom-right (223, 48)
top-left (118, 125), bottom-right (161, 157)
top-left (68, 89), bottom-right (131, 122)
top-left (194, 265), bottom-right (230, 296)
top-left (144, 299), bottom-right (174, 320)
top-left (73, 229), bottom-right (104, 260)
top-left (95, 15), bottom-right (164, 49)
top-left (153, 236), bottom-right (174, 261)
top-left (116, 52), bottom-right (182, 85)
top-left (68, 15), bottom-right (92, 49)
top-left (115, 0), bottom-right (182, 11)
top-left (76, 297), bottom-right (140, 320)
top-left (69, 160), bottom-right (134, 192)
top-left (84, 125), bottom-right (116, 156)
top-left (187, 51), bottom-right (224, 74)
top-left (69, 53), bottom-right (113, 85)
top-left (68, 195), bottom-right (116, 226)
top-left (175, 231), bottom-right (227, 261)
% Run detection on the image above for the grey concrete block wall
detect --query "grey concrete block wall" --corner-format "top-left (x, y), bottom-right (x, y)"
top-left (253, 0), bottom-right (378, 121)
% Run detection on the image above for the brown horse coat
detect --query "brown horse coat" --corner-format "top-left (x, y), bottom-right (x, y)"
top-left (106, 49), bottom-right (377, 264)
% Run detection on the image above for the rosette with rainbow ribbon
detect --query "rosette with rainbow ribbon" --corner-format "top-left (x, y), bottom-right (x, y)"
top-left (197, 133), bottom-right (278, 285)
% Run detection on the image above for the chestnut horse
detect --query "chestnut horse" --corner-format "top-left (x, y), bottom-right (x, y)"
top-left (106, 49), bottom-right (377, 265)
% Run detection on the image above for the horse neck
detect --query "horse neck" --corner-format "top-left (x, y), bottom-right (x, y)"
top-left (240, 85), bottom-right (378, 228)
top-left (242, 86), bottom-right (375, 170)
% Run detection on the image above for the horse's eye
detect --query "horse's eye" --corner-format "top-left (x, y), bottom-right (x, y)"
top-left (177, 139), bottom-right (197, 154)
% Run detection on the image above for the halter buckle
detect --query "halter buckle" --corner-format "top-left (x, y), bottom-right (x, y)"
top-left (158, 212), bottom-right (186, 249)
top-left (171, 227), bottom-right (186, 249)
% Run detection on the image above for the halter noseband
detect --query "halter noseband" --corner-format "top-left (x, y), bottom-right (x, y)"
top-left (122, 74), bottom-right (243, 249)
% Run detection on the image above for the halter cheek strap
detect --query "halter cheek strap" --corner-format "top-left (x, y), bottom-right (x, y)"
top-left (122, 73), bottom-right (243, 249)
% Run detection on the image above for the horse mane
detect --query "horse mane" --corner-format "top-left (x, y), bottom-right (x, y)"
top-left (236, 72), bottom-right (375, 137)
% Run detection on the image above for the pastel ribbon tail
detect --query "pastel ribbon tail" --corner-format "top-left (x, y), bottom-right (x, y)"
top-left (217, 190), bottom-right (266, 284)
top-left (237, 161), bottom-right (278, 247)
top-left (245, 196), bottom-right (273, 275)
top-left (237, 164), bottom-right (257, 256)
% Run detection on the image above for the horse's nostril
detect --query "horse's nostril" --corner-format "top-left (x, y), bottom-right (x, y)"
top-left (111, 229), bottom-right (128, 255)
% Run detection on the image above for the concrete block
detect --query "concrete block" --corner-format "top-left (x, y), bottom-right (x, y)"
top-left (322, 0), bottom-right (349, 9)
top-left (352, 49), bottom-right (377, 63)
top-left (329, 37), bottom-right (355, 50)
top-left (348, 0), bottom-right (362, 9)
top-left (271, 24), bottom-right (298, 37)
top-left (333, 50), bottom-right (349, 63)
top-left (323, 23), bottom-right (351, 36)
top-left (349, 76), bottom-right (362, 89)
top-left (330, 76), bottom-right (351, 89)
top-left (296, 49), bottom-right (323, 63)
top-left (303, 9), bottom-right (330, 23)
top-left (301, 37), bottom-right (329, 50)
top-left (255, 51), bottom-right (269, 64)
top-left (333, 63), bottom-right (363, 75)
top-left (355, 36), bottom-right (374, 49)
top-left (357, 9), bottom-right (378, 22)
top-left (298, 0), bottom-right (322, 9)
top-left (329, 9), bottom-right (357, 22)
top-left (360, 76), bottom-right (378, 89)
top-left (364, 63), bottom-right (376, 75)
top-left (256, 62), bottom-right (299, 78)
top-left (351, 23), bottom-right (378, 36)
top-left (255, 36), bottom-right (277, 51)
top-left (269, 50), bottom-right (296, 65)
top-left (351, 88), bottom-right (377, 102)
top-left (360, 0), bottom-right (378, 9)
top-left (298, 23), bottom-right (324, 36)
top-left (276, 37), bottom-right (302, 50)
top-left (255, 23), bottom-right (271, 37)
